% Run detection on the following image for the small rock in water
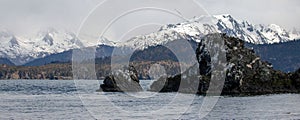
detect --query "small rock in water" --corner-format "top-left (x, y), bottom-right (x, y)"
top-left (98, 65), bottom-right (143, 92)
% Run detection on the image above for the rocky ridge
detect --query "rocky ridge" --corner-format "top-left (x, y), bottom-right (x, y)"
top-left (149, 34), bottom-right (300, 95)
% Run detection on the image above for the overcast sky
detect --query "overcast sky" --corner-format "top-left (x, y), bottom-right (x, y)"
top-left (0, 0), bottom-right (299, 39)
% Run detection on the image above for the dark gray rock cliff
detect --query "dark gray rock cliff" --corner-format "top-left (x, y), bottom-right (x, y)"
top-left (150, 34), bottom-right (300, 95)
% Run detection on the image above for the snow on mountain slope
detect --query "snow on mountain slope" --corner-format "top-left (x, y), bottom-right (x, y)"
top-left (28, 28), bottom-right (84, 54)
top-left (102, 14), bottom-right (300, 50)
top-left (0, 29), bottom-right (83, 65)
top-left (0, 30), bottom-right (31, 63)
top-left (211, 14), bottom-right (299, 44)
top-left (1, 14), bottom-right (299, 65)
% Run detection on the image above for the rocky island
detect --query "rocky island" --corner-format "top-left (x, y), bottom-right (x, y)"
top-left (99, 34), bottom-right (300, 95)
top-left (150, 34), bottom-right (300, 95)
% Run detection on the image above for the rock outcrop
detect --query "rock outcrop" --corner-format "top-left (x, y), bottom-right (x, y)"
top-left (150, 34), bottom-right (300, 95)
top-left (99, 65), bottom-right (143, 92)
top-left (291, 68), bottom-right (300, 92)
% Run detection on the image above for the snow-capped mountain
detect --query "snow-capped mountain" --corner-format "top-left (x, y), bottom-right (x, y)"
top-left (1, 14), bottom-right (300, 65)
top-left (101, 14), bottom-right (300, 50)
top-left (213, 14), bottom-right (299, 44)
top-left (0, 28), bottom-right (83, 65)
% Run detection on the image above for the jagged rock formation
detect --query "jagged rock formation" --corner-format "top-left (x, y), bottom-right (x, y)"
top-left (150, 34), bottom-right (300, 95)
top-left (98, 65), bottom-right (143, 92)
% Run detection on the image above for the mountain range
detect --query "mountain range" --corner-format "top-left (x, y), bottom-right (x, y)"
top-left (0, 28), bottom-right (83, 65)
top-left (106, 14), bottom-right (300, 50)
top-left (0, 14), bottom-right (300, 66)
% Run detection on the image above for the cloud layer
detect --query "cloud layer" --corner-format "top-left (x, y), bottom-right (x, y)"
top-left (0, 0), bottom-right (299, 36)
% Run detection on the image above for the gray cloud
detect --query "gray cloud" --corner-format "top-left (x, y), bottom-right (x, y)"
top-left (0, 0), bottom-right (97, 35)
top-left (0, 0), bottom-right (299, 37)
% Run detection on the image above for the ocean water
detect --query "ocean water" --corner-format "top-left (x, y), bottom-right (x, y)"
top-left (0, 80), bottom-right (300, 119)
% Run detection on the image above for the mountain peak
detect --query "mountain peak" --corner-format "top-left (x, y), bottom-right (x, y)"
top-left (213, 14), bottom-right (236, 22)
top-left (98, 36), bottom-right (117, 46)
top-left (37, 28), bottom-right (59, 38)
top-left (42, 34), bottom-right (54, 46)
top-left (9, 37), bottom-right (20, 47)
